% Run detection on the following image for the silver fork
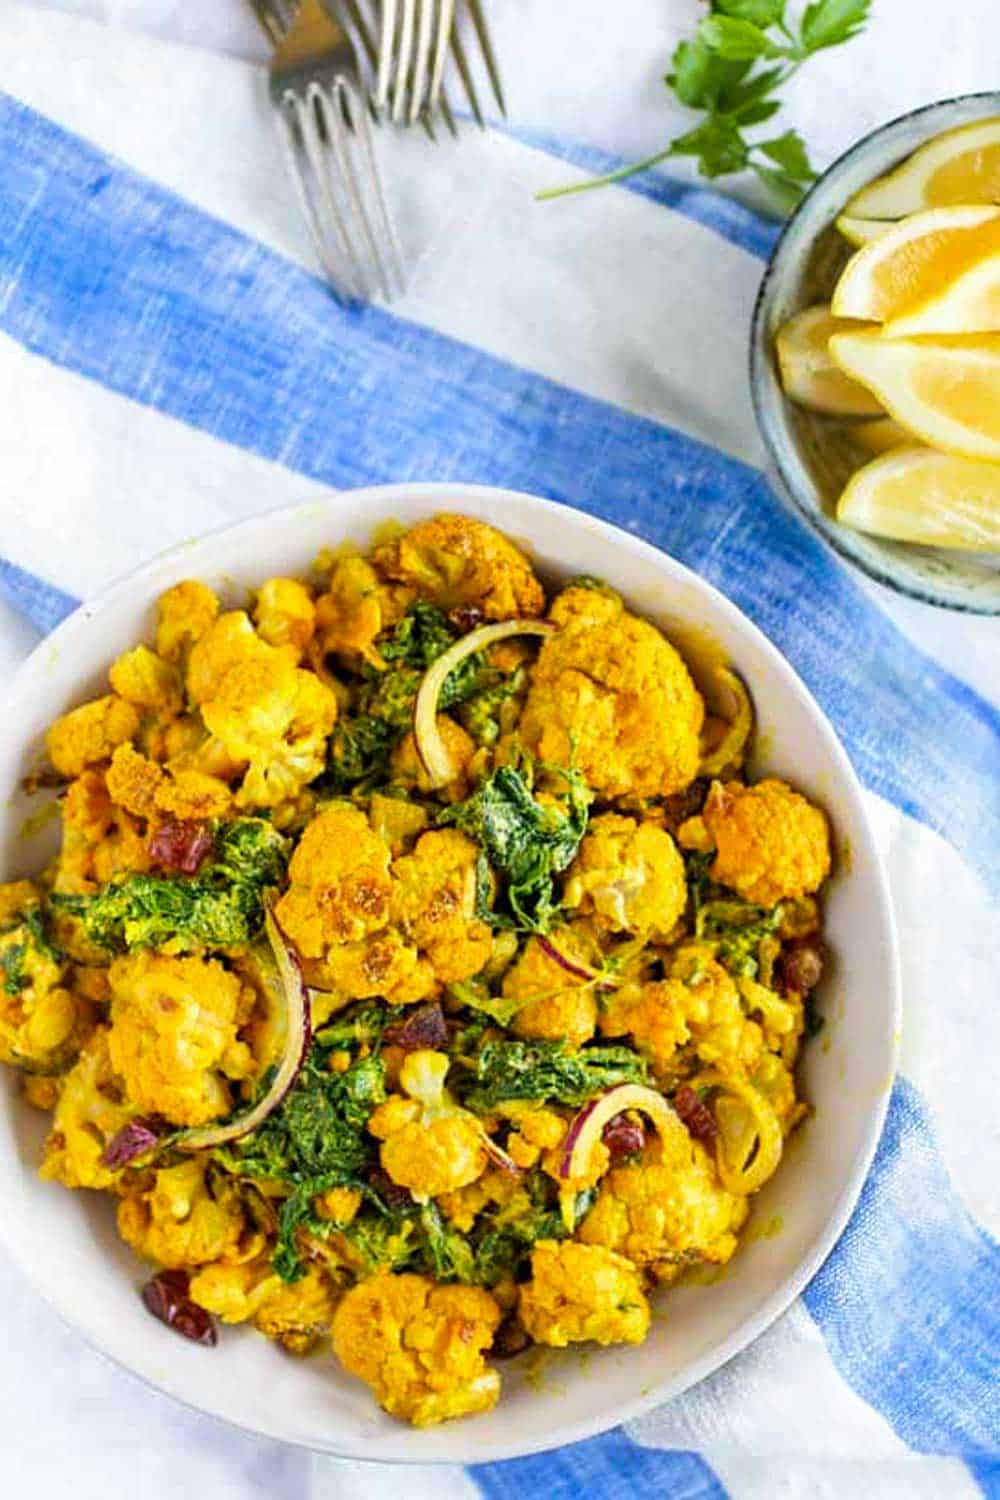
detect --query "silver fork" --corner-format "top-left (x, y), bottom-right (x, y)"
top-left (374, 0), bottom-right (506, 127)
top-left (253, 0), bottom-right (404, 302)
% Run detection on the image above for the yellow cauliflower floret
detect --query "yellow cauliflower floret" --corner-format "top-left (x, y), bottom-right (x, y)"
top-left (313, 555), bottom-right (403, 666)
top-left (0, 922), bottom-right (92, 1071)
top-left (518, 586), bottom-right (704, 801)
top-left (276, 804), bottom-right (392, 959)
top-left (371, 1050), bottom-right (487, 1201)
top-left (0, 881), bottom-right (40, 926)
top-left (190, 1257), bottom-right (339, 1352)
top-left (107, 952), bottom-right (254, 1127)
top-left (155, 579), bottom-right (220, 664)
top-left (681, 779), bottom-right (831, 908)
top-left (154, 768), bottom-right (232, 821)
top-left (46, 695), bottom-right (141, 779)
top-left (331, 1271), bottom-right (502, 1426)
top-left (503, 929), bottom-right (598, 1049)
top-left (109, 645), bottom-right (183, 716)
top-left (368, 793), bottom-right (429, 857)
top-left (563, 814), bottom-right (687, 939)
top-left (579, 1115), bottom-right (747, 1272)
top-left (600, 954), bottom-right (762, 1084)
top-left (106, 742), bottom-right (165, 819)
top-left (391, 718), bottom-right (476, 801)
top-left (374, 515), bottom-right (545, 621)
top-left (389, 830), bottom-right (493, 986)
top-left (190, 613), bottom-right (337, 810)
top-left (39, 1028), bottom-right (133, 1189)
top-left (518, 1240), bottom-right (649, 1348)
top-left (54, 770), bottom-right (151, 894)
top-left (253, 577), bottom-right (316, 659)
top-left (117, 1158), bottom-right (244, 1269)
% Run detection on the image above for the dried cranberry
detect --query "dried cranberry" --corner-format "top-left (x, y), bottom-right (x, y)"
top-left (141, 1270), bottom-right (217, 1346)
top-left (366, 1166), bottom-right (415, 1213)
top-left (101, 1119), bottom-right (161, 1169)
top-left (148, 819), bottom-right (214, 875)
top-left (384, 1001), bottom-right (449, 1053)
top-left (448, 605), bottom-right (484, 633)
top-left (660, 779), bottom-right (710, 833)
top-left (781, 941), bottom-right (824, 995)
top-left (492, 1315), bottom-right (531, 1360)
top-left (674, 1085), bottom-right (718, 1148)
top-left (602, 1112), bottom-right (646, 1163)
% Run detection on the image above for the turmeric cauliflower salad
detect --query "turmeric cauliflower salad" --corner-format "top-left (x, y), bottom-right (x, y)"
top-left (0, 515), bottom-right (832, 1428)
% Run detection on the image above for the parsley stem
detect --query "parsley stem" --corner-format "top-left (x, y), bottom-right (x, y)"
top-left (535, 147), bottom-right (676, 202)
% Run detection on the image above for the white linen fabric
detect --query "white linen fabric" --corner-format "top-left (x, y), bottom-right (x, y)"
top-left (0, 6), bottom-right (997, 1500)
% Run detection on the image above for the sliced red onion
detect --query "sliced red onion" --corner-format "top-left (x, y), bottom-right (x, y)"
top-left (384, 1002), bottom-right (449, 1053)
top-left (673, 1085), bottom-right (718, 1148)
top-left (101, 1118), bottom-right (162, 1169)
top-left (148, 819), bottom-right (214, 875)
top-left (413, 619), bottom-right (554, 788)
top-left (537, 935), bottom-right (616, 993)
top-left (176, 904), bottom-right (311, 1153)
top-left (141, 1270), bottom-right (217, 1346)
top-left (559, 1084), bottom-right (678, 1180)
top-left (601, 1112), bottom-right (646, 1163)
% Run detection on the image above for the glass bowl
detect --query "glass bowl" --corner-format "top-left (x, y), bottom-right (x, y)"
top-left (750, 92), bottom-right (1000, 614)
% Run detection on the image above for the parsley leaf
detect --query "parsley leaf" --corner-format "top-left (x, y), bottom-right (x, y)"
top-left (800, 0), bottom-right (871, 52)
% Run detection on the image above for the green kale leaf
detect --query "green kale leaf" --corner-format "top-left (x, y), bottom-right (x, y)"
top-left (458, 1038), bottom-right (648, 1112)
top-left (52, 817), bottom-right (287, 954)
top-left (686, 849), bottom-right (782, 978)
top-left (441, 763), bottom-right (592, 932)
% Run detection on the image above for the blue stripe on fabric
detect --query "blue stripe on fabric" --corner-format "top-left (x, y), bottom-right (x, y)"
top-left (0, 557), bottom-right (79, 635)
top-left (472, 1430), bottom-right (726, 1500)
top-left (804, 1076), bottom-right (1000, 1459)
top-left (1, 92), bottom-right (997, 897)
top-left (496, 121), bottom-right (782, 261)
top-left (968, 1458), bottom-right (1000, 1498)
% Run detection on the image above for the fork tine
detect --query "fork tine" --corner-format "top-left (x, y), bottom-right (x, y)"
top-left (391, 0), bottom-right (417, 123)
top-left (438, 84), bottom-right (458, 137)
top-left (337, 75), bottom-right (406, 294)
top-left (448, 21), bottom-right (483, 127)
top-left (427, 0), bottom-right (455, 113)
top-left (408, 0), bottom-right (435, 125)
top-left (287, 87), bottom-right (368, 300)
top-left (340, 0), bottom-right (378, 70)
top-left (464, 0), bottom-right (505, 116)
top-left (375, 0), bottom-right (397, 113)
top-left (248, 0), bottom-right (289, 46)
top-left (326, 78), bottom-right (401, 299)
top-left (275, 92), bottom-right (356, 298)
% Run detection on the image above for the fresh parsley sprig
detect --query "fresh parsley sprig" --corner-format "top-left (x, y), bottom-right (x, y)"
top-left (538, 0), bottom-right (871, 211)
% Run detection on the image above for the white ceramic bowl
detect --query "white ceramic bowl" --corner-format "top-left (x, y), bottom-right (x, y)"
top-left (0, 483), bottom-right (900, 1464)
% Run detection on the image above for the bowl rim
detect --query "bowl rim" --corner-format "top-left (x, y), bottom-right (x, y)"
top-left (749, 90), bottom-right (1000, 616)
top-left (0, 481), bottom-right (902, 1463)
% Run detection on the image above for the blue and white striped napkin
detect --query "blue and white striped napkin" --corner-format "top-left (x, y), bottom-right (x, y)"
top-left (0, 9), bottom-right (997, 1500)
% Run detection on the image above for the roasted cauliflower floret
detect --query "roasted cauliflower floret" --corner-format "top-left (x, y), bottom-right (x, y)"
top-left (504, 929), bottom-right (598, 1049)
top-left (390, 718), bottom-right (476, 801)
top-left (563, 814), bottom-right (687, 939)
top-left (275, 804), bottom-right (392, 959)
top-left (106, 952), bottom-right (254, 1127)
top-left (155, 579), bottom-right (220, 664)
top-left (331, 1271), bottom-right (502, 1426)
top-left (109, 645), bottom-right (183, 716)
top-left (0, 918), bottom-right (92, 1071)
top-left (117, 1158), bottom-right (244, 1269)
top-left (188, 611), bottom-right (337, 810)
top-left (191, 1259), bottom-right (340, 1352)
top-left (600, 952), bottom-right (762, 1084)
top-left (54, 770), bottom-right (151, 894)
top-left (579, 1114), bottom-right (747, 1273)
top-left (374, 515), bottom-right (544, 622)
top-left (389, 830), bottom-right (493, 986)
top-left (518, 586), bottom-right (704, 801)
top-left (369, 1050), bottom-right (487, 1200)
top-left (313, 555), bottom-right (405, 666)
top-left (46, 695), bottom-right (141, 780)
top-left (39, 1028), bottom-right (133, 1190)
top-left (105, 742), bottom-right (165, 819)
top-left (680, 779), bottom-right (831, 908)
top-left (253, 577), bottom-right (316, 660)
top-left (518, 1240), bottom-right (649, 1348)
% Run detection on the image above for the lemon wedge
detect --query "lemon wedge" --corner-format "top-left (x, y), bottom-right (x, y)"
top-left (885, 242), bottom-right (1000, 336)
top-left (829, 331), bottom-right (1000, 461)
top-left (831, 206), bottom-right (1000, 323)
top-left (852, 416), bottom-right (913, 455)
top-left (836, 214), bottom-right (894, 248)
top-left (775, 305), bottom-right (883, 416)
top-left (845, 116), bottom-right (1000, 218)
top-left (837, 446), bottom-right (1000, 551)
